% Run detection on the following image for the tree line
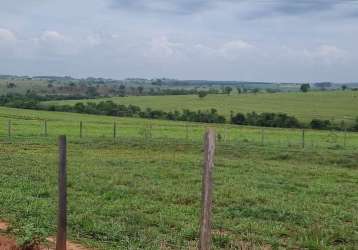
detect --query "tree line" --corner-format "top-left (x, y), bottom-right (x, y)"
top-left (1, 93), bottom-right (358, 131)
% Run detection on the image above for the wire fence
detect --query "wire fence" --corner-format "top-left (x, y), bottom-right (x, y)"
top-left (1, 116), bottom-right (358, 151)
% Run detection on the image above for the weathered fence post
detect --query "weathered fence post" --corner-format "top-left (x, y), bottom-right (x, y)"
top-left (261, 128), bottom-right (264, 145)
top-left (224, 127), bottom-right (227, 144)
top-left (186, 124), bottom-right (189, 141)
top-left (56, 135), bottom-right (67, 250)
top-left (8, 120), bottom-right (11, 139)
top-left (302, 129), bottom-right (305, 148)
top-left (199, 129), bottom-right (216, 250)
top-left (79, 121), bottom-right (83, 138)
top-left (44, 120), bottom-right (48, 137)
top-left (113, 121), bottom-right (117, 140)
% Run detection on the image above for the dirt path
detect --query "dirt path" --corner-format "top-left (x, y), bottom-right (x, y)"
top-left (0, 220), bottom-right (90, 250)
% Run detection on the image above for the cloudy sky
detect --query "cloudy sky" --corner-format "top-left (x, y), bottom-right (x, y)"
top-left (1, 0), bottom-right (358, 82)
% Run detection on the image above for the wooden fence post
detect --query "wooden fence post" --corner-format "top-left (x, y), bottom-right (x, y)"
top-left (261, 128), bottom-right (264, 145)
top-left (8, 120), bottom-right (11, 139)
top-left (80, 121), bottom-right (83, 138)
top-left (224, 127), bottom-right (227, 144)
top-left (199, 129), bottom-right (216, 250)
top-left (344, 128), bottom-right (347, 148)
top-left (44, 120), bottom-right (48, 137)
top-left (302, 129), bottom-right (305, 148)
top-left (113, 122), bottom-right (117, 140)
top-left (186, 124), bottom-right (189, 141)
top-left (56, 135), bottom-right (67, 250)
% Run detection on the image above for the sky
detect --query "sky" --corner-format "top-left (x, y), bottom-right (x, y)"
top-left (0, 0), bottom-right (358, 82)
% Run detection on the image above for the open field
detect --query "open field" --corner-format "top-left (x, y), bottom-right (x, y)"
top-left (0, 79), bottom-right (49, 95)
top-left (43, 91), bottom-right (358, 125)
top-left (1, 107), bottom-right (358, 249)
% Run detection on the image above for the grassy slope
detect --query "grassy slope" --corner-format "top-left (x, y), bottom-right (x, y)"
top-left (0, 107), bottom-right (358, 249)
top-left (44, 91), bottom-right (358, 124)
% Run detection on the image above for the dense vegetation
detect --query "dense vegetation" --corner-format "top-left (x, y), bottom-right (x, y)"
top-left (231, 112), bottom-right (301, 128)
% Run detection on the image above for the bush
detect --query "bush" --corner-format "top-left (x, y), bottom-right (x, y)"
top-left (231, 113), bottom-right (246, 125)
top-left (310, 119), bottom-right (332, 130)
top-left (231, 112), bottom-right (301, 128)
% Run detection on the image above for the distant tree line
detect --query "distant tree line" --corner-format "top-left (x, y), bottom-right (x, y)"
top-left (47, 101), bottom-right (226, 124)
top-left (0, 93), bottom-right (91, 109)
top-left (1, 93), bottom-right (358, 131)
top-left (231, 112), bottom-right (301, 128)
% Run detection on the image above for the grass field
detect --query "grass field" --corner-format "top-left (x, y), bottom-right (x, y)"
top-left (1, 107), bottom-right (358, 249)
top-left (44, 91), bottom-right (358, 125)
top-left (0, 79), bottom-right (49, 95)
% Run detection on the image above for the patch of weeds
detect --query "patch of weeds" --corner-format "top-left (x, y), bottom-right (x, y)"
top-left (213, 234), bottom-right (231, 248)
top-left (268, 152), bottom-right (291, 161)
top-left (228, 206), bottom-right (304, 225)
top-left (14, 223), bottom-right (47, 249)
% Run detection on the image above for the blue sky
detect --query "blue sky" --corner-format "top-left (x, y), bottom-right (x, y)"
top-left (0, 0), bottom-right (358, 82)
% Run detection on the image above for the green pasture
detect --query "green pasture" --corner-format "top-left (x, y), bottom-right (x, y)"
top-left (43, 91), bottom-right (358, 125)
top-left (0, 107), bottom-right (358, 249)
top-left (1, 107), bottom-right (358, 149)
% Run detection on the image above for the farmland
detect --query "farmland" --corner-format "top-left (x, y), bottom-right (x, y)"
top-left (44, 91), bottom-right (358, 125)
top-left (1, 106), bottom-right (358, 249)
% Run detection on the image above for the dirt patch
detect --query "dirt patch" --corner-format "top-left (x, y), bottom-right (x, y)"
top-left (46, 237), bottom-right (90, 250)
top-left (0, 221), bottom-right (9, 231)
top-left (0, 235), bottom-right (18, 250)
top-left (0, 235), bottom-right (43, 250)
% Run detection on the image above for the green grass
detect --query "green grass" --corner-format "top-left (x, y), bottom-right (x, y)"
top-left (0, 107), bottom-right (358, 249)
top-left (44, 91), bottom-right (358, 125)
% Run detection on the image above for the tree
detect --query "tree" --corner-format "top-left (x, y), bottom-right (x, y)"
top-left (6, 82), bottom-right (16, 89)
top-left (342, 85), bottom-right (348, 91)
top-left (118, 84), bottom-right (126, 96)
top-left (224, 86), bottom-right (233, 95)
top-left (231, 113), bottom-right (246, 125)
top-left (314, 82), bottom-right (332, 90)
top-left (86, 86), bottom-right (98, 97)
top-left (236, 87), bottom-right (242, 94)
top-left (300, 84), bottom-right (310, 93)
top-left (137, 86), bottom-right (144, 95)
top-left (198, 91), bottom-right (208, 99)
top-left (354, 117), bottom-right (358, 132)
top-left (310, 119), bottom-right (331, 130)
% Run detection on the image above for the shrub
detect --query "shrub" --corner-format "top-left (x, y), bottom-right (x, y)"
top-left (231, 113), bottom-right (246, 125)
top-left (310, 119), bottom-right (332, 130)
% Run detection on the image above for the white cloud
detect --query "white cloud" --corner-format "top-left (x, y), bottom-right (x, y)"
top-left (303, 44), bottom-right (347, 64)
top-left (316, 45), bottom-right (346, 58)
top-left (0, 28), bottom-right (16, 42)
top-left (146, 35), bottom-right (183, 60)
top-left (40, 31), bottom-right (66, 42)
top-left (218, 40), bottom-right (255, 60)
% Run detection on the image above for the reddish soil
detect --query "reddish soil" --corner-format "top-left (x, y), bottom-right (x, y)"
top-left (0, 235), bottom-right (42, 250)
top-left (46, 237), bottom-right (90, 250)
top-left (0, 235), bottom-right (18, 250)
top-left (0, 221), bottom-right (9, 231)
